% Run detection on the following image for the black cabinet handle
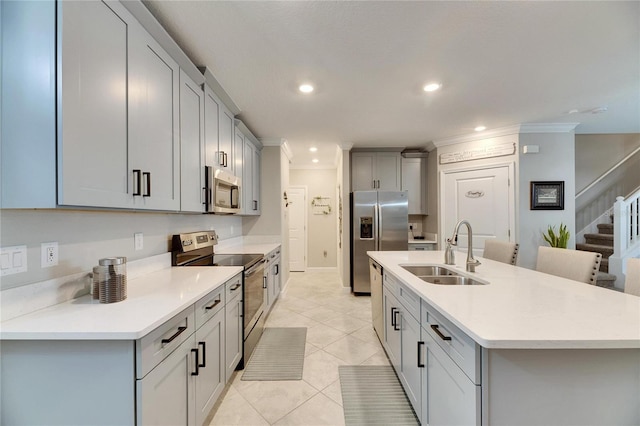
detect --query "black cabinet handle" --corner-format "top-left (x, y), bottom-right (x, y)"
top-left (161, 326), bottom-right (187, 345)
top-left (202, 187), bottom-right (207, 205)
top-left (253, 200), bottom-right (258, 211)
top-left (230, 283), bottom-right (241, 291)
top-left (198, 342), bottom-right (206, 368)
top-left (263, 276), bottom-right (267, 289)
top-left (219, 152), bottom-right (225, 167)
top-left (205, 299), bottom-right (221, 310)
top-left (133, 169), bottom-right (142, 196)
top-left (275, 264), bottom-right (279, 275)
top-left (393, 310), bottom-right (400, 331)
top-left (191, 348), bottom-right (199, 376)
top-left (431, 324), bottom-right (452, 341)
top-left (224, 152), bottom-right (228, 168)
top-left (390, 307), bottom-right (397, 327)
top-left (417, 341), bottom-right (425, 368)
top-left (143, 172), bottom-right (151, 197)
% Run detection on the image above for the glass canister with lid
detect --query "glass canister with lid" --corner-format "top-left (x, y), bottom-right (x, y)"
top-left (92, 257), bottom-right (127, 303)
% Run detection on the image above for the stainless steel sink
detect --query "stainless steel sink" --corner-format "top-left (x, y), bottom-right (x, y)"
top-left (419, 275), bottom-right (486, 286)
top-left (401, 265), bottom-right (458, 277)
top-left (401, 264), bottom-right (487, 285)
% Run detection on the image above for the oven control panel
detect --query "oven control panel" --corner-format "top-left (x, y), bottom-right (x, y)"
top-left (172, 231), bottom-right (218, 252)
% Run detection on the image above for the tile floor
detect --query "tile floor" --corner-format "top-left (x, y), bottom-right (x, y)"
top-left (209, 270), bottom-right (389, 426)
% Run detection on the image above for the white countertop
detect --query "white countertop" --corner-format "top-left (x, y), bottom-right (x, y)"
top-left (369, 251), bottom-right (640, 349)
top-left (0, 266), bottom-right (243, 340)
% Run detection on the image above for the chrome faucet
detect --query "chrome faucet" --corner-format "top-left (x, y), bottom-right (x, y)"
top-left (447, 220), bottom-right (481, 272)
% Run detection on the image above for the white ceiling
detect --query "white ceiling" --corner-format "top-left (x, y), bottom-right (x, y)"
top-left (142, 0), bottom-right (640, 168)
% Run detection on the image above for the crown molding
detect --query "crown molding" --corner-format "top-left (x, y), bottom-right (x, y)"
top-left (519, 123), bottom-right (579, 133)
top-left (432, 125), bottom-right (522, 148)
top-left (340, 142), bottom-right (354, 151)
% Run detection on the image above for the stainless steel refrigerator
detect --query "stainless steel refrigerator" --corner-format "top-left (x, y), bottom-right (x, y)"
top-left (351, 191), bottom-right (408, 293)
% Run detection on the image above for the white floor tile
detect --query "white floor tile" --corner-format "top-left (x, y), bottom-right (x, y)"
top-left (305, 323), bottom-right (347, 348)
top-left (234, 380), bottom-right (318, 424)
top-left (302, 349), bottom-right (348, 391)
top-left (209, 386), bottom-right (269, 426)
top-left (272, 393), bottom-right (345, 426)
top-left (323, 334), bottom-right (382, 364)
top-left (320, 379), bottom-right (343, 407)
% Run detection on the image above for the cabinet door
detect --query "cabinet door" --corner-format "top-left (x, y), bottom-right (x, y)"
top-left (203, 85), bottom-right (220, 168)
top-left (224, 295), bottom-right (242, 381)
top-left (58, 0), bottom-right (132, 208)
top-left (194, 309), bottom-right (225, 426)
top-left (400, 311), bottom-right (422, 421)
top-left (264, 267), bottom-right (272, 313)
top-left (233, 130), bottom-right (244, 183)
top-left (382, 288), bottom-right (401, 370)
top-left (376, 152), bottom-right (401, 191)
top-left (422, 330), bottom-right (480, 426)
top-left (219, 105), bottom-right (234, 173)
top-left (351, 152), bottom-right (376, 191)
top-left (137, 335), bottom-right (196, 426)
top-left (252, 147), bottom-right (261, 215)
top-left (179, 70), bottom-right (205, 213)
top-left (128, 26), bottom-right (180, 211)
top-left (243, 140), bottom-right (254, 215)
top-left (401, 157), bottom-right (427, 214)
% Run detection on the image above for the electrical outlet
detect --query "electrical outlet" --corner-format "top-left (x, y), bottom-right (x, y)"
top-left (41, 242), bottom-right (58, 268)
top-left (409, 224), bottom-right (413, 230)
top-left (134, 233), bottom-right (144, 251)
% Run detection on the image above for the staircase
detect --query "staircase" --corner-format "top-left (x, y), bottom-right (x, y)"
top-left (577, 222), bottom-right (617, 288)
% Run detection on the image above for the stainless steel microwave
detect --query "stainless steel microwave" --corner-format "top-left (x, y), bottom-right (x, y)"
top-left (205, 167), bottom-right (241, 214)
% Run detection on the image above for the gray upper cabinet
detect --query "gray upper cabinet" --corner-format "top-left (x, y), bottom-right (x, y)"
top-left (401, 157), bottom-right (428, 215)
top-left (57, 0), bottom-right (133, 209)
top-left (179, 69), bottom-right (205, 213)
top-left (219, 106), bottom-right (235, 173)
top-left (5, 0), bottom-right (182, 211)
top-left (236, 120), bottom-right (262, 216)
top-left (128, 24), bottom-right (180, 211)
top-left (351, 151), bottom-right (402, 191)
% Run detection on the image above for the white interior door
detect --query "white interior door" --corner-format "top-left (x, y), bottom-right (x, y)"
top-left (288, 187), bottom-right (307, 272)
top-left (442, 165), bottom-right (514, 254)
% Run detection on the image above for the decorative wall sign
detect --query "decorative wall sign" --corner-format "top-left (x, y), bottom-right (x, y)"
top-left (465, 190), bottom-right (485, 198)
top-left (440, 143), bottom-right (515, 164)
top-left (530, 181), bottom-right (564, 210)
top-left (312, 196), bottom-right (332, 215)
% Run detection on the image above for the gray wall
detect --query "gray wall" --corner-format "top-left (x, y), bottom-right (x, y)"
top-left (518, 132), bottom-right (576, 269)
top-left (0, 209), bottom-right (242, 290)
top-left (290, 168), bottom-right (338, 268)
top-left (575, 133), bottom-right (640, 192)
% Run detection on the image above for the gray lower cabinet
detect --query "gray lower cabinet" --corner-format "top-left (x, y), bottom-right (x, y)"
top-left (137, 334), bottom-right (196, 425)
top-left (224, 278), bottom-right (243, 381)
top-left (421, 328), bottom-right (480, 426)
top-left (381, 271), bottom-right (480, 425)
top-left (0, 274), bottom-right (242, 426)
top-left (264, 248), bottom-right (282, 315)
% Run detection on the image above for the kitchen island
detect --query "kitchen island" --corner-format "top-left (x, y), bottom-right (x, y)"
top-left (369, 250), bottom-right (640, 425)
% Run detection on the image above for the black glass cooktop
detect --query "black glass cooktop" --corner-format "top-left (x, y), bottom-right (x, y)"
top-left (183, 253), bottom-right (263, 269)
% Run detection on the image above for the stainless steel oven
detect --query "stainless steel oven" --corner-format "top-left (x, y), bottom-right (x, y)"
top-left (171, 231), bottom-right (265, 366)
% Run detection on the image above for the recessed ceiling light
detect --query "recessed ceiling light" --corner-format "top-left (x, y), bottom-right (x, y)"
top-left (299, 84), bottom-right (314, 94)
top-left (312, 159), bottom-right (319, 163)
top-left (423, 83), bottom-right (441, 92)
top-left (474, 126), bottom-right (486, 132)
top-left (309, 147), bottom-right (318, 152)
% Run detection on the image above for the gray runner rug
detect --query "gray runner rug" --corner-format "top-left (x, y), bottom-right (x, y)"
top-left (339, 365), bottom-right (419, 426)
top-left (241, 327), bottom-right (307, 381)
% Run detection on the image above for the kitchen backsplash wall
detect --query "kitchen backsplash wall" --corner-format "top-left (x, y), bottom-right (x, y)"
top-left (0, 209), bottom-right (242, 290)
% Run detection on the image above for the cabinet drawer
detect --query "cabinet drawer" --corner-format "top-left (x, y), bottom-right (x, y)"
top-left (225, 273), bottom-right (243, 302)
top-left (136, 306), bottom-right (195, 379)
top-left (383, 271), bottom-right (399, 297)
top-left (422, 301), bottom-right (480, 384)
top-left (194, 284), bottom-right (225, 329)
top-left (397, 281), bottom-right (420, 322)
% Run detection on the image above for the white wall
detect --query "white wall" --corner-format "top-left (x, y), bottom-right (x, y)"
top-left (518, 131), bottom-right (576, 269)
top-left (0, 209), bottom-right (242, 290)
top-left (340, 149), bottom-right (351, 287)
top-left (290, 168), bottom-right (338, 268)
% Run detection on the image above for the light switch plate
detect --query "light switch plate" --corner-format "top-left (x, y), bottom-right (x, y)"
top-left (134, 233), bottom-right (144, 251)
top-left (1, 245), bottom-right (28, 276)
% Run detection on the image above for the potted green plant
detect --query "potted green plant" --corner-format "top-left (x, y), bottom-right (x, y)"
top-left (542, 223), bottom-right (570, 248)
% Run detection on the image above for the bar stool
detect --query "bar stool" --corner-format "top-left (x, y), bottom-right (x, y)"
top-left (536, 246), bottom-right (601, 285)
top-left (483, 240), bottom-right (519, 265)
top-left (624, 258), bottom-right (640, 296)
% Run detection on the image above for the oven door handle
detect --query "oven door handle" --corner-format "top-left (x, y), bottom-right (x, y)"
top-left (245, 258), bottom-right (266, 276)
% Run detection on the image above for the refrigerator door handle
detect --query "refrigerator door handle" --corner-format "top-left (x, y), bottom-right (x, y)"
top-left (374, 202), bottom-right (380, 250)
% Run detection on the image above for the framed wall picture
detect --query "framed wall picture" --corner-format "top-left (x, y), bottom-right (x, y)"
top-left (530, 181), bottom-right (564, 210)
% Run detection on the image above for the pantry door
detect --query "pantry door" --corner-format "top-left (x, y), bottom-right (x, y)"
top-left (288, 186), bottom-right (307, 272)
top-left (441, 164), bottom-right (514, 254)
